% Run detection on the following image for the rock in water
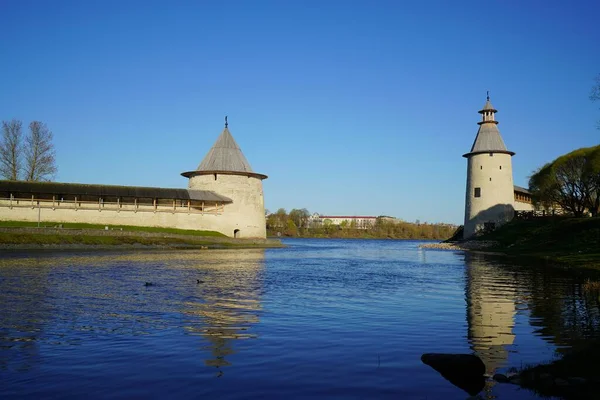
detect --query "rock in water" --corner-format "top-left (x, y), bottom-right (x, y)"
top-left (421, 353), bottom-right (486, 396)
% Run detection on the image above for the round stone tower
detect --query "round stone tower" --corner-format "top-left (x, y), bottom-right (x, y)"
top-left (463, 95), bottom-right (515, 239)
top-left (182, 118), bottom-right (267, 238)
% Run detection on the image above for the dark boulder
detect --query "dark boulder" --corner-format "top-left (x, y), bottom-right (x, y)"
top-left (421, 353), bottom-right (486, 396)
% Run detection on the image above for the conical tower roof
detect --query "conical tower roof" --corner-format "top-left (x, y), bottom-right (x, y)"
top-left (196, 127), bottom-right (254, 172)
top-left (182, 118), bottom-right (267, 179)
top-left (463, 96), bottom-right (514, 158)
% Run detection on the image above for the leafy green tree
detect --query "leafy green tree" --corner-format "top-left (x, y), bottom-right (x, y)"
top-left (289, 208), bottom-right (310, 230)
top-left (529, 145), bottom-right (600, 217)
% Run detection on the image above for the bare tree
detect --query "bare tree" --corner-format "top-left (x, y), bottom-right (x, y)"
top-left (24, 121), bottom-right (57, 181)
top-left (0, 119), bottom-right (23, 180)
top-left (591, 73), bottom-right (600, 129)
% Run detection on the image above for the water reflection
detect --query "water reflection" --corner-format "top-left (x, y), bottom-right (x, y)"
top-left (180, 250), bottom-right (264, 374)
top-left (0, 250), bottom-right (265, 376)
top-left (464, 253), bottom-right (517, 375)
top-left (0, 258), bottom-right (52, 372)
top-left (463, 252), bottom-right (600, 397)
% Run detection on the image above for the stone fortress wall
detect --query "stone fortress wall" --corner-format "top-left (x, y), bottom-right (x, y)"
top-left (0, 120), bottom-right (269, 239)
top-left (0, 196), bottom-right (229, 234)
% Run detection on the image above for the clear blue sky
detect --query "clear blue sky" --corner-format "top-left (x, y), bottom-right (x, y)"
top-left (1, 0), bottom-right (599, 224)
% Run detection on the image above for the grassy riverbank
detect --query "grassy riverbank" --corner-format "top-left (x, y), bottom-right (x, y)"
top-left (470, 218), bottom-right (600, 397)
top-left (0, 221), bottom-right (283, 249)
top-left (474, 217), bottom-right (600, 269)
top-left (0, 220), bottom-right (226, 237)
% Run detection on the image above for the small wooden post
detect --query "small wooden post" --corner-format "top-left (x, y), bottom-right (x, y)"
top-left (187, 200), bottom-right (190, 212)
top-left (52, 195), bottom-right (55, 210)
top-left (173, 199), bottom-right (176, 212)
top-left (201, 201), bottom-right (204, 213)
top-left (31, 194), bottom-right (35, 208)
top-left (75, 196), bottom-right (78, 209)
top-left (9, 193), bottom-right (12, 209)
top-left (153, 198), bottom-right (157, 212)
top-left (134, 198), bottom-right (137, 212)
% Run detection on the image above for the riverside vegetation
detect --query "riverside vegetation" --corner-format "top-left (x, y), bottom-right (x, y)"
top-left (266, 208), bottom-right (456, 240)
top-left (472, 217), bottom-right (600, 269)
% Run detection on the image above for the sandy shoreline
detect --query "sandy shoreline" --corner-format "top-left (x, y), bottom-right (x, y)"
top-left (419, 240), bottom-right (500, 251)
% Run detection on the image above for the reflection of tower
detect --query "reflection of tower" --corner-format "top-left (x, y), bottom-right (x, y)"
top-left (465, 253), bottom-right (516, 376)
top-left (463, 95), bottom-right (515, 238)
top-left (182, 249), bottom-right (265, 374)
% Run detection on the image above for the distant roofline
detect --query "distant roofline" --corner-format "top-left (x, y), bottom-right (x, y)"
top-left (462, 149), bottom-right (515, 158)
top-left (0, 180), bottom-right (233, 202)
top-left (181, 170), bottom-right (268, 180)
top-left (318, 216), bottom-right (378, 219)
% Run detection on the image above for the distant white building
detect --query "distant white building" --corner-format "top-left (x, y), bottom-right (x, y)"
top-left (308, 214), bottom-right (378, 229)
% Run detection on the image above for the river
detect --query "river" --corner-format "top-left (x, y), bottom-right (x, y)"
top-left (2, 238), bottom-right (600, 399)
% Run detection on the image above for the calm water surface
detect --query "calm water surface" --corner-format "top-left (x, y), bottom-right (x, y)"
top-left (2, 239), bottom-right (600, 399)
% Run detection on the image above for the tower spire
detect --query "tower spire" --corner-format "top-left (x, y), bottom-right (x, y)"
top-left (225, 115), bottom-right (228, 128)
top-left (487, 91), bottom-right (490, 101)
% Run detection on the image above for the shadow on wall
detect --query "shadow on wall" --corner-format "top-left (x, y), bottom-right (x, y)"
top-left (465, 203), bottom-right (515, 238)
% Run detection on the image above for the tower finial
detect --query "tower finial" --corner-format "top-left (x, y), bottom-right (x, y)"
top-left (225, 115), bottom-right (228, 128)
top-left (487, 91), bottom-right (490, 101)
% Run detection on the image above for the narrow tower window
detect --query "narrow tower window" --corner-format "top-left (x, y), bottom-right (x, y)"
top-left (480, 166), bottom-right (483, 170)
top-left (489, 178), bottom-right (492, 181)
top-left (499, 166), bottom-right (502, 170)
top-left (474, 187), bottom-right (481, 197)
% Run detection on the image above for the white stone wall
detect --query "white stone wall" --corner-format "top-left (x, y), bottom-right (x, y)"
top-left (188, 174), bottom-right (266, 238)
top-left (464, 153), bottom-right (515, 238)
top-left (514, 200), bottom-right (534, 211)
top-left (0, 200), bottom-right (228, 232)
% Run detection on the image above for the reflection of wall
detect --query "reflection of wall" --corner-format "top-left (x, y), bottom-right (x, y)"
top-left (0, 250), bottom-right (266, 377)
top-left (464, 253), bottom-right (516, 375)
top-left (181, 249), bottom-right (265, 372)
top-left (0, 258), bottom-right (50, 372)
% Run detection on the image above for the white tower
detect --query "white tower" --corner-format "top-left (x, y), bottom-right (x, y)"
top-left (463, 95), bottom-right (515, 238)
top-left (182, 118), bottom-right (268, 238)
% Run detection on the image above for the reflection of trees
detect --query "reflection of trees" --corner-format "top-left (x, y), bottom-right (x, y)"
top-left (464, 253), bottom-right (516, 376)
top-left (518, 260), bottom-right (600, 350)
top-left (0, 257), bottom-right (51, 372)
top-left (465, 252), bottom-right (600, 377)
top-left (181, 249), bottom-right (265, 374)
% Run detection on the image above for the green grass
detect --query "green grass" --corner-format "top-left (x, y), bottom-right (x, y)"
top-left (0, 231), bottom-right (269, 248)
top-left (0, 220), bottom-right (226, 237)
top-left (475, 217), bottom-right (600, 268)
